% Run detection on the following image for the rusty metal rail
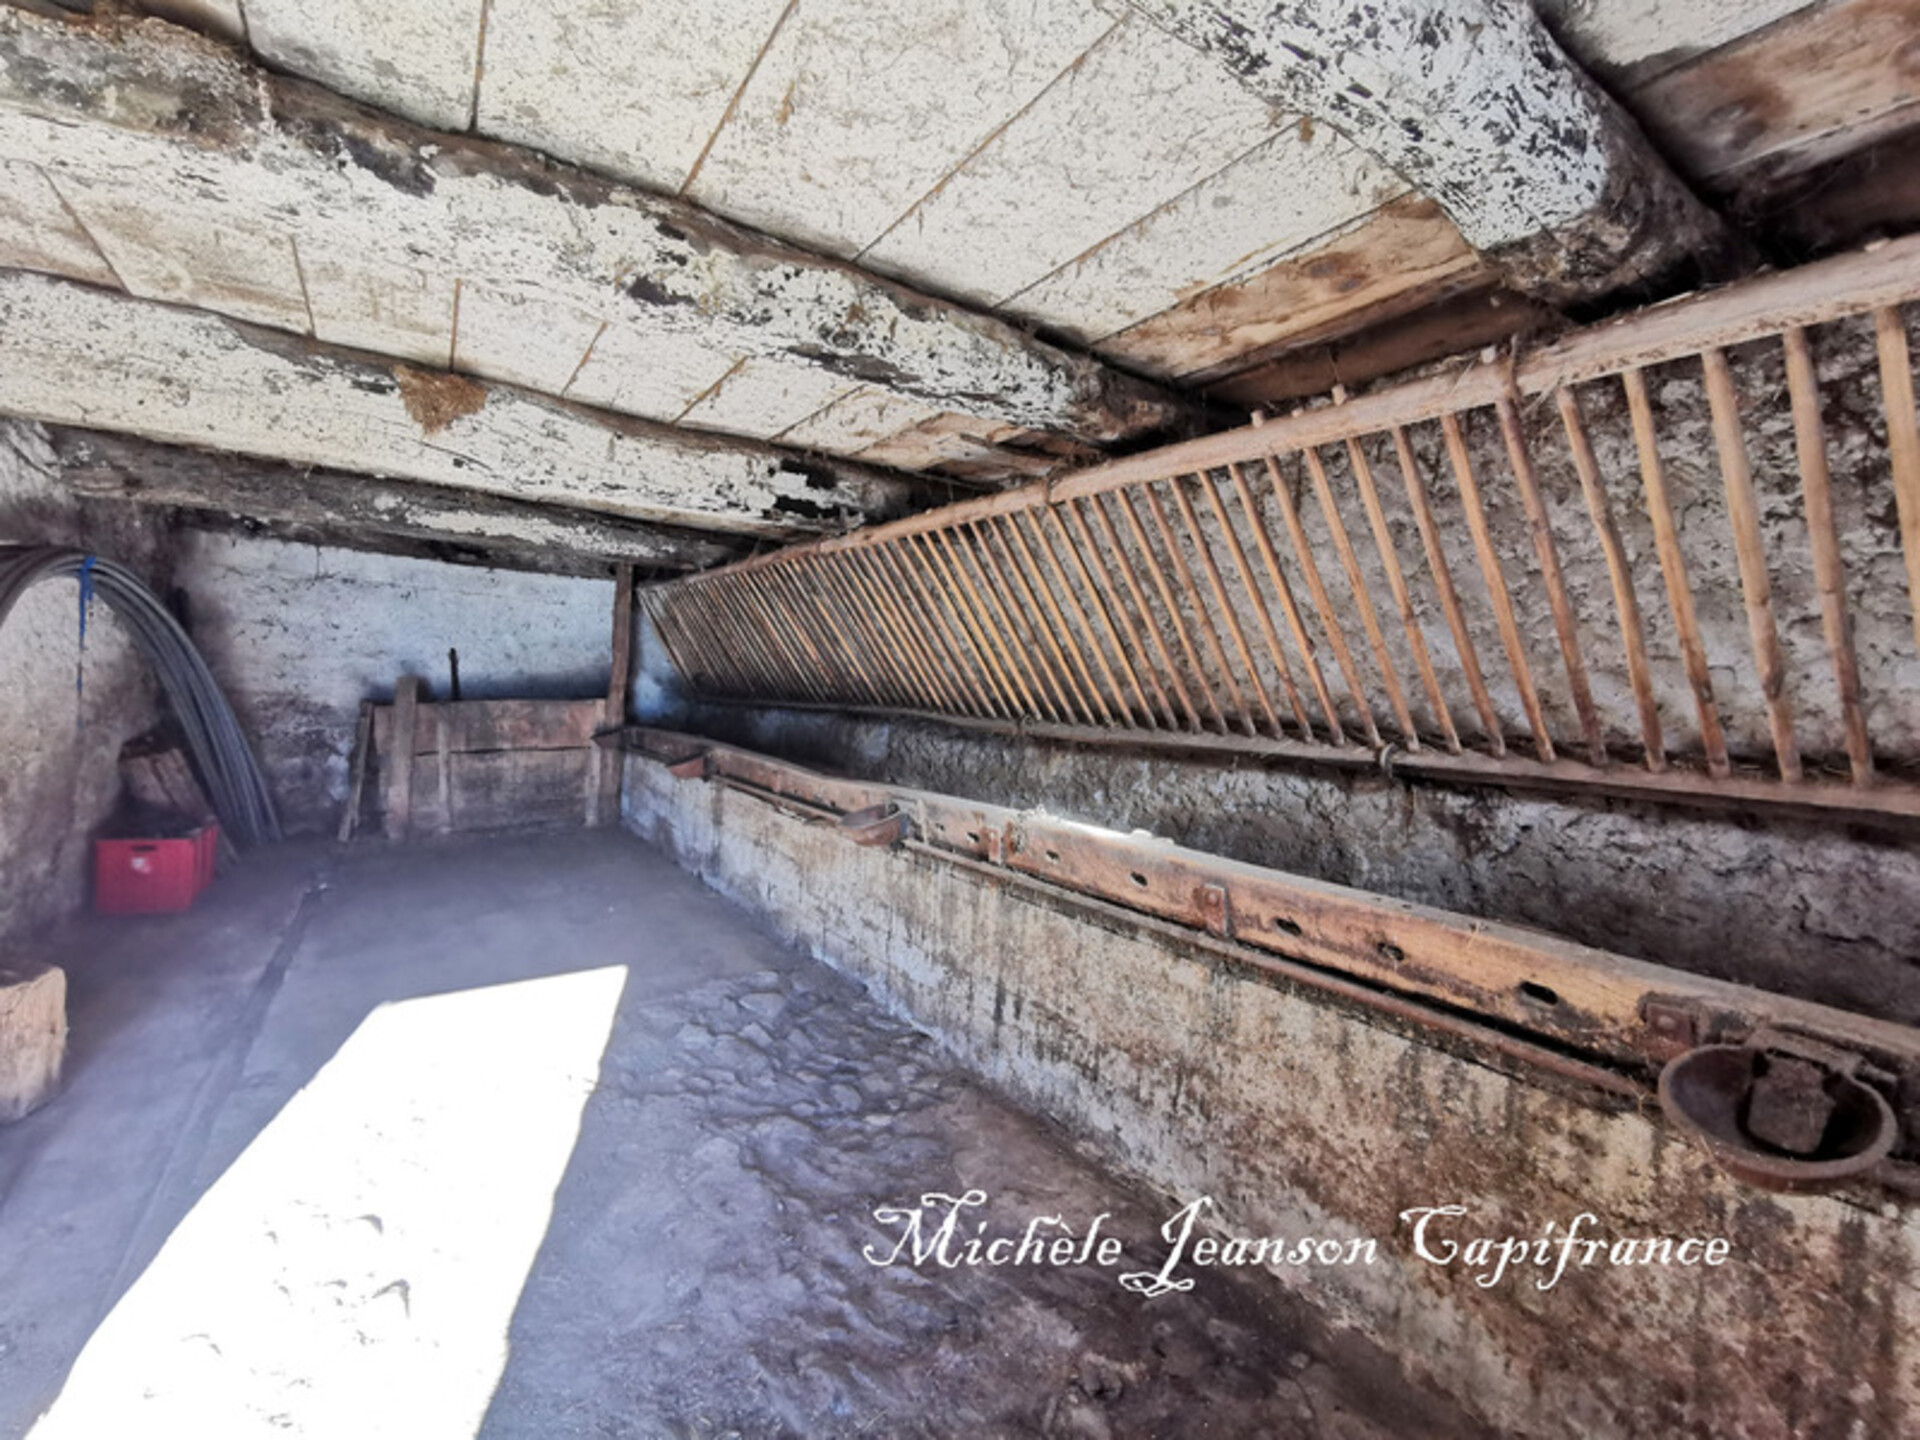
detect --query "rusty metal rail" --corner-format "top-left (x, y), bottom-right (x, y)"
top-left (644, 237), bottom-right (1920, 821)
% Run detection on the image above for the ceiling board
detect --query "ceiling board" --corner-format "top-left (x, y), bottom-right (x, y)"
top-left (243, 0), bottom-right (486, 132)
top-left (0, 159), bottom-right (116, 288)
top-left (299, 257), bottom-right (457, 368)
top-left (451, 283), bottom-right (606, 396)
top-left (774, 387), bottom-right (947, 452)
top-left (685, 0), bottom-right (1114, 258)
top-left (1632, 0), bottom-right (1920, 186)
top-left (563, 326), bottom-right (744, 424)
top-left (677, 356), bottom-right (864, 441)
top-left (476, 0), bottom-right (793, 196)
top-left (1097, 197), bottom-right (1487, 381)
top-left (54, 181), bottom-right (312, 332)
top-left (1533, 0), bottom-right (1818, 85)
top-left (1002, 122), bottom-right (1405, 344)
top-left (0, 269), bottom-right (921, 537)
top-left (860, 18), bottom-right (1292, 308)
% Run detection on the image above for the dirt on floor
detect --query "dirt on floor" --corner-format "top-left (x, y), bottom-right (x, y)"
top-left (0, 829), bottom-right (1487, 1439)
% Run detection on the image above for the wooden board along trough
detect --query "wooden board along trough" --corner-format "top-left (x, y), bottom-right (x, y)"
top-left (618, 725), bottom-right (1920, 1109)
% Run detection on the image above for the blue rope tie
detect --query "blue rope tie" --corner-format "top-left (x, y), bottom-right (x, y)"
top-left (75, 554), bottom-right (97, 726)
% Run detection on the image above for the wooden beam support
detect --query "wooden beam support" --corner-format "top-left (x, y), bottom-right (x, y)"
top-left (0, 5), bottom-right (1190, 450)
top-left (1121, 0), bottom-right (1733, 303)
top-left (591, 564), bottom-right (637, 827)
top-left (47, 427), bottom-right (744, 578)
top-left (0, 269), bottom-right (916, 539)
top-left (382, 675), bottom-right (422, 842)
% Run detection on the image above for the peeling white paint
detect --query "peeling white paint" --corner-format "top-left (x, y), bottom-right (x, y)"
top-left (0, 159), bottom-right (115, 288)
top-left (858, 412), bottom-right (1025, 472)
top-left (451, 283), bottom-right (604, 395)
top-left (242, 0), bottom-right (486, 132)
top-left (477, 0), bottom-right (792, 195)
top-left (0, 271), bottom-right (910, 536)
top-left (774, 386), bottom-right (946, 452)
top-left (563, 325), bottom-right (741, 424)
top-left (1124, 0), bottom-right (1617, 250)
top-left (678, 356), bottom-right (862, 441)
top-left (688, 0), bottom-right (1114, 257)
top-left (1003, 124), bottom-right (1404, 344)
top-left (300, 256), bottom-right (457, 368)
top-left (0, 9), bottom-right (1174, 449)
top-left (56, 179), bottom-right (311, 332)
top-left (862, 18), bottom-right (1289, 307)
top-left (1534, 0), bottom-right (1817, 81)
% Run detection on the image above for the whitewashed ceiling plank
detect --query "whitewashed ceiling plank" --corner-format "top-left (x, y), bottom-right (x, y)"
top-left (563, 326), bottom-right (744, 424)
top-left (451, 283), bottom-right (607, 395)
top-left (300, 257), bottom-right (456, 368)
top-left (677, 356), bottom-right (864, 441)
top-left (686, 0), bottom-right (1114, 258)
top-left (0, 160), bottom-right (118, 288)
top-left (0, 269), bottom-right (918, 537)
top-left (1002, 124), bottom-right (1406, 344)
top-left (243, 0), bottom-right (487, 133)
top-left (860, 17), bottom-right (1291, 308)
top-left (476, 0), bottom-right (793, 194)
top-left (54, 180), bottom-right (312, 331)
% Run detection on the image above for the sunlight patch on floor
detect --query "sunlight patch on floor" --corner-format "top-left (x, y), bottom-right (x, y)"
top-left (31, 965), bottom-right (628, 1440)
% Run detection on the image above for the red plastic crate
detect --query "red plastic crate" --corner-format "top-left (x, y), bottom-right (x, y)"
top-left (193, 822), bottom-right (219, 895)
top-left (95, 833), bottom-right (205, 915)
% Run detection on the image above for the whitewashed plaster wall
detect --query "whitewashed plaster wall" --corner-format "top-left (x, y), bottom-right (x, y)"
top-left (173, 533), bottom-right (615, 833)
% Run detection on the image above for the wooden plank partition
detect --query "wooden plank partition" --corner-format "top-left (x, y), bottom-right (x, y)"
top-left (352, 697), bottom-right (607, 838)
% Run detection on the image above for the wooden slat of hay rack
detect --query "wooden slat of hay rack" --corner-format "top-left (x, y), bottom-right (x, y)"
top-left (645, 237), bottom-right (1920, 823)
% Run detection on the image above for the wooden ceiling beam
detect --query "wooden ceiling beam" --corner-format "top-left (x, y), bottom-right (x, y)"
top-left (0, 268), bottom-right (921, 539)
top-left (0, 5), bottom-right (1192, 450)
top-left (45, 427), bottom-right (749, 579)
top-left (1121, 0), bottom-right (1738, 305)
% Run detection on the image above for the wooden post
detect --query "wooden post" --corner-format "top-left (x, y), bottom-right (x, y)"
top-left (593, 564), bottom-right (636, 828)
top-left (1622, 368), bottom-right (1730, 778)
top-left (1703, 348), bottom-right (1802, 782)
top-left (383, 675), bottom-right (422, 842)
top-left (436, 710), bottom-right (455, 836)
top-left (1784, 328), bottom-right (1874, 784)
top-left (337, 700), bottom-right (374, 843)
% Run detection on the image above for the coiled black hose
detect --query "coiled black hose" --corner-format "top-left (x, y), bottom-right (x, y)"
top-left (0, 545), bottom-right (280, 848)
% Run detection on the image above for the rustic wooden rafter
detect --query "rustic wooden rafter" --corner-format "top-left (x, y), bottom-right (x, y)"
top-left (0, 4), bottom-right (1191, 453)
top-left (0, 268), bottom-right (922, 540)
top-left (46, 427), bottom-right (744, 578)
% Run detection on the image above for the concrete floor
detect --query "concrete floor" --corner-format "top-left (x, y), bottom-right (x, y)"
top-left (0, 829), bottom-right (1483, 1438)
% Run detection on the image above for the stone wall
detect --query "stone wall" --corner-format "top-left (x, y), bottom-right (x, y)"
top-left (0, 422), bottom-right (167, 944)
top-left (675, 702), bottom-right (1920, 1026)
top-left (624, 753), bottom-right (1920, 1439)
